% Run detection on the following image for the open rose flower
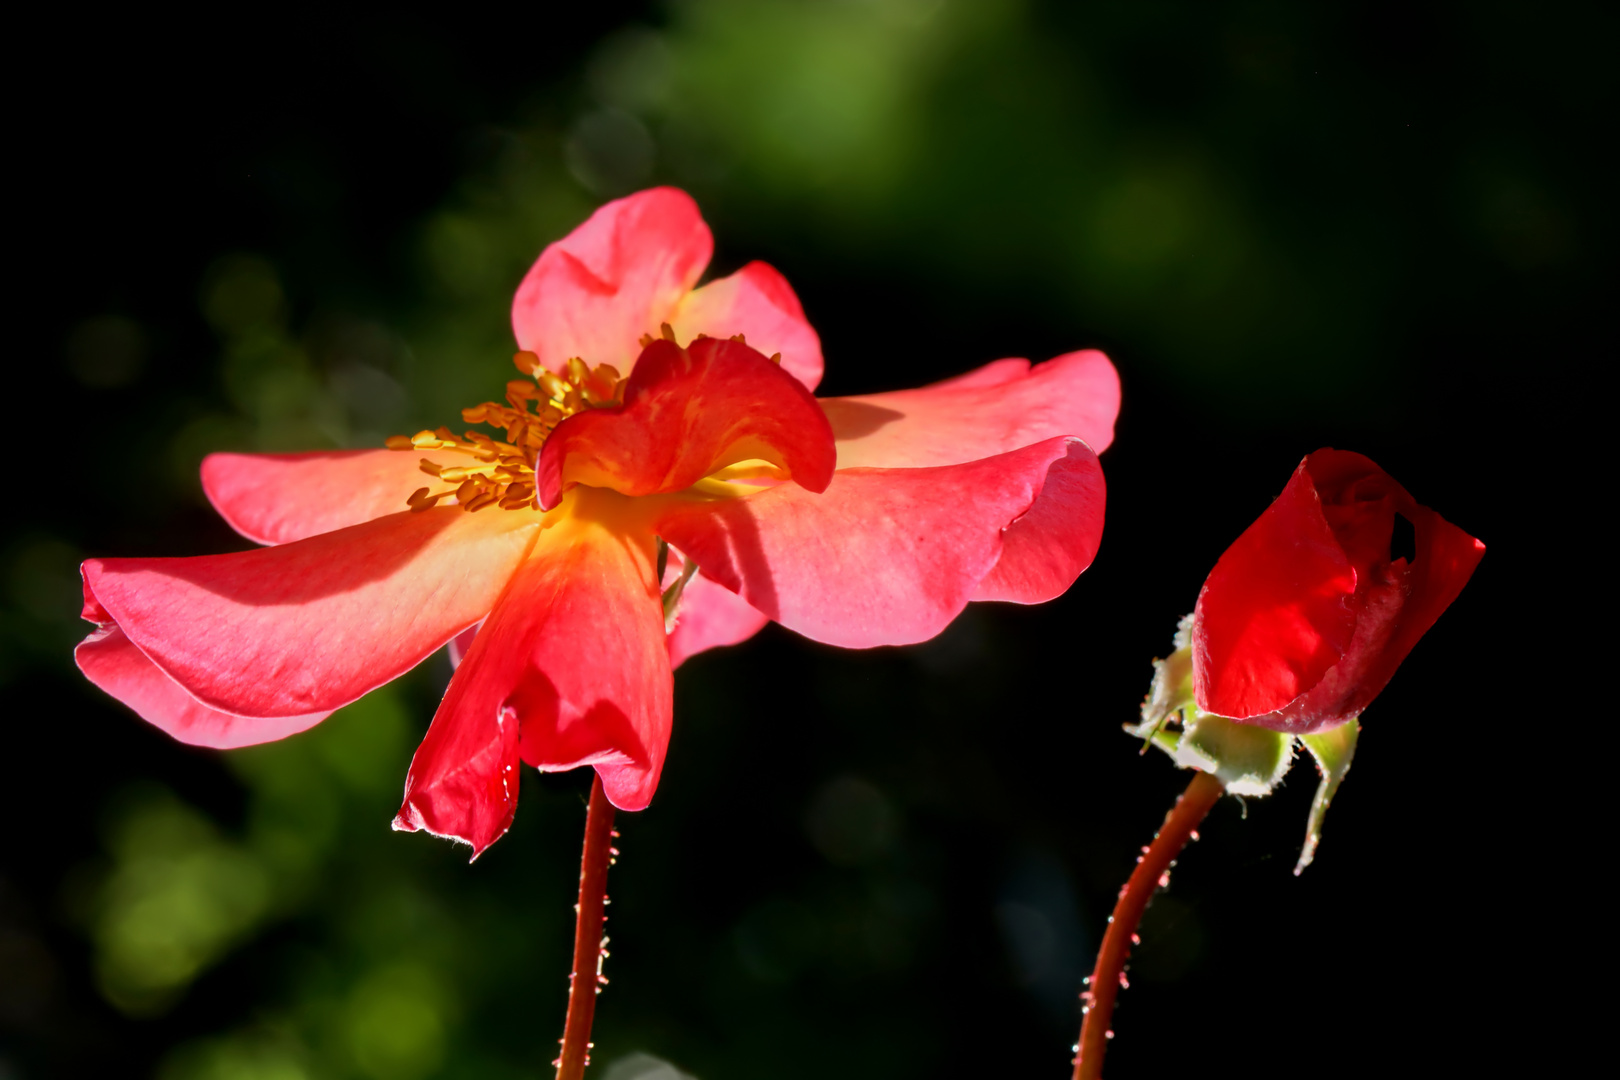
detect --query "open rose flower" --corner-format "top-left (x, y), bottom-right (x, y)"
top-left (77, 187), bottom-right (1119, 856)
top-left (1192, 448), bottom-right (1485, 732)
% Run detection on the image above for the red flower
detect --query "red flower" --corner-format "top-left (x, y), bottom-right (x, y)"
top-left (1192, 448), bottom-right (1484, 733)
top-left (77, 188), bottom-right (1119, 856)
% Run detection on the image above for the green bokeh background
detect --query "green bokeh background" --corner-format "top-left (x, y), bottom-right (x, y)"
top-left (3, 2), bottom-right (1604, 1077)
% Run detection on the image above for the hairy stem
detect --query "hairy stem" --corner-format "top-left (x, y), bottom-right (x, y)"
top-left (555, 773), bottom-right (617, 1080)
top-left (1073, 769), bottom-right (1223, 1080)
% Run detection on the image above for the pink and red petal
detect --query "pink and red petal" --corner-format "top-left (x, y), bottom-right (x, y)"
top-left (442, 557), bottom-right (767, 675)
top-left (76, 624), bottom-right (331, 749)
top-left (536, 337), bottom-right (835, 509)
top-left (394, 490), bottom-right (671, 856)
top-left (654, 436), bottom-right (1101, 648)
top-left (971, 439), bottom-right (1107, 604)
top-left (1246, 561), bottom-right (1410, 733)
top-left (665, 557), bottom-right (771, 669)
top-left (670, 261), bottom-right (824, 391)
top-left (822, 349), bottom-right (1120, 471)
top-left (82, 507), bottom-right (537, 718)
top-left (1192, 459), bottom-right (1359, 720)
top-left (511, 188), bottom-right (712, 375)
top-left (1273, 496), bottom-right (1483, 730)
top-left (1199, 449), bottom-right (1486, 730)
top-left (202, 449), bottom-right (455, 546)
top-left (1305, 449), bottom-right (1405, 577)
top-left (391, 642), bottom-right (523, 858)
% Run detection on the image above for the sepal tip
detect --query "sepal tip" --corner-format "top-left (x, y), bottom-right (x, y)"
top-left (1294, 717), bottom-right (1360, 874)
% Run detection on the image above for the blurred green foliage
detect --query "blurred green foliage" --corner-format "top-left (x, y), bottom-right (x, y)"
top-left (89, 789), bottom-right (275, 1015)
top-left (2, 1), bottom-right (1605, 1077)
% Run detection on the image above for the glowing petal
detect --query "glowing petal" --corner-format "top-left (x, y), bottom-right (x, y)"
top-left (656, 436), bottom-right (1099, 648)
top-left (82, 507), bottom-right (537, 718)
top-left (202, 449), bottom-right (458, 545)
top-left (1208, 450), bottom-right (1486, 731)
top-left (1193, 458), bottom-right (1363, 720)
top-left (822, 349), bottom-right (1120, 470)
top-left (536, 337), bottom-right (834, 510)
top-left (971, 439), bottom-right (1107, 604)
top-left (392, 655), bottom-right (522, 859)
top-left (395, 490), bottom-right (671, 856)
top-left (511, 188), bottom-right (712, 375)
top-left (670, 261), bottom-right (824, 391)
top-left (76, 625), bottom-right (331, 749)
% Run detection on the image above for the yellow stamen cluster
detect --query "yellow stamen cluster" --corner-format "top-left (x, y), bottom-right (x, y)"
top-left (387, 349), bottom-right (625, 513)
top-left (387, 324), bottom-right (783, 514)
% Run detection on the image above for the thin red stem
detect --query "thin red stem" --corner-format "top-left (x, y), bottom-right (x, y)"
top-left (555, 773), bottom-right (617, 1080)
top-left (1073, 769), bottom-right (1223, 1080)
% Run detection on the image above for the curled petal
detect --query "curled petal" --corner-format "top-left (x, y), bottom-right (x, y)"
top-left (1305, 449), bottom-right (1405, 575)
top-left (392, 668), bottom-right (522, 859)
top-left (76, 624), bottom-right (330, 749)
top-left (656, 436), bottom-right (1096, 648)
top-left (536, 337), bottom-right (835, 510)
top-left (202, 449), bottom-right (456, 545)
top-left (1246, 564), bottom-right (1409, 733)
top-left (1241, 466), bottom-right (1486, 733)
top-left (971, 440), bottom-right (1107, 604)
top-left (1301, 452), bottom-right (1485, 655)
top-left (822, 349), bottom-right (1120, 470)
top-left (1193, 459), bottom-right (1358, 720)
top-left (670, 261), bottom-right (824, 391)
top-left (394, 489), bottom-right (672, 857)
top-left (511, 188), bottom-right (712, 374)
top-left (82, 507), bottom-right (537, 718)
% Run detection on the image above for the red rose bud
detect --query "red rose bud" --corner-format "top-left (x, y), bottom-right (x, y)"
top-left (1084, 451), bottom-right (1482, 1071)
top-left (1192, 448), bottom-right (1484, 734)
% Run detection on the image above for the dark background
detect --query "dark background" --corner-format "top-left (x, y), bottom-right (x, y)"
top-left (3, 2), bottom-right (1606, 1078)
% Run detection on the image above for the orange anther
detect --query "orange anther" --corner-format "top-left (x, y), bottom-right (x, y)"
top-left (388, 347), bottom-right (628, 516)
top-left (538, 369), bottom-right (570, 400)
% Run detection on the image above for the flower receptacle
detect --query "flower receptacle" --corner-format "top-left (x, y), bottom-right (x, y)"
top-left (1127, 620), bottom-right (1361, 869)
top-left (1173, 713), bottom-right (1293, 796)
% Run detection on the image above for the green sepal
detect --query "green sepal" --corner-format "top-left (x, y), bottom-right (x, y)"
top-left (1172, 713), bottom-right (1294, 796)
top-left (1126, 615), bottom-right (1195, 755)
top-left (1126, 615), bottom-right (1302, 801)
top-left (1294, 718), bottom-right (1360, 875)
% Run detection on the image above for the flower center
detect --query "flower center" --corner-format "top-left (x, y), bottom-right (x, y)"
top-left (387, 348), bottom-right (628, 513)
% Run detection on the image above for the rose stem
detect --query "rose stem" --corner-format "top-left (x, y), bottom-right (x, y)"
top-left (1072, 769), bottom-right (1224, 1080)
top-left (555, 773), bottom-right (617, 1080)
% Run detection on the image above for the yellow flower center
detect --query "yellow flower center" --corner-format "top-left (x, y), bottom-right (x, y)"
top-left (387, 349), bottom-right (627, 513)
top-left (388, 325), bottom-right (780, 514)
